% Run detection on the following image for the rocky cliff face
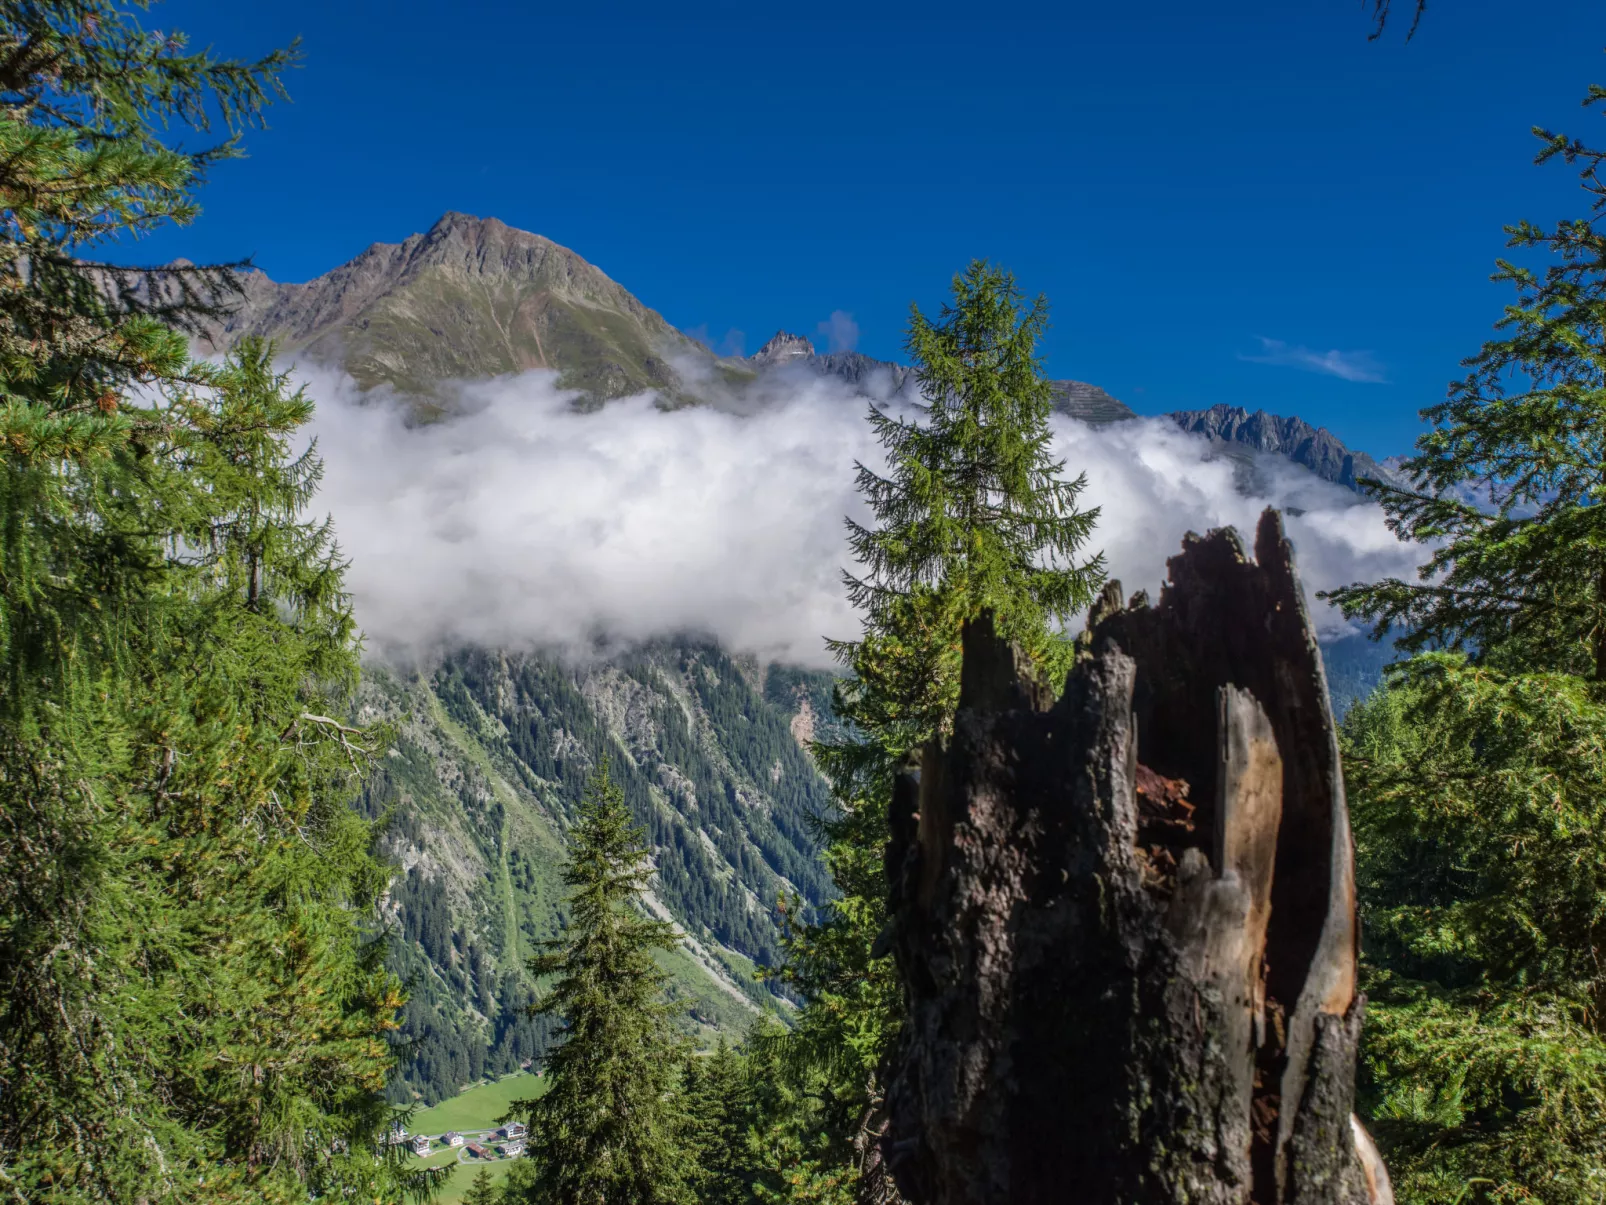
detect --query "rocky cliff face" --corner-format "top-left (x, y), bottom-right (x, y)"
top-left (357, 642), bottom-right (841, 1106)
top-left (750, 330), bottom-right (817, 366)
top-left (1169, 404), bottom-right (1398, 494)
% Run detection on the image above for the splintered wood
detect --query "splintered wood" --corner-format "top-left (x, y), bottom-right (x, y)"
top-left (881, 509), bottom-right (1390, 1205)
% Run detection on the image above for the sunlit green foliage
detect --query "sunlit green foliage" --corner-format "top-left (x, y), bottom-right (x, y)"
top-left (1345, 660), bottom-right (1606, 1203)
top-left (0, 5), bottom-right (414, 1201)
top-left (763, 262), bottom-right (1105, 1203)
top-left (509, 767), bottom-right (690, 1205)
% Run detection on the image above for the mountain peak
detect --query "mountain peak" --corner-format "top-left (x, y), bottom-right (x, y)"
top-left (204, 212), bottom-right (697, 402)
top-left (1168, 403), bottom-right (1395, 492)
top-left (422, 210), bottom-right (537, 245)
top-left (751, 331), bottom-right (815, 366)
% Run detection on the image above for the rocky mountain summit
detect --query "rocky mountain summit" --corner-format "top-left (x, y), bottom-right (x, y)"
top-left (1170, 404), bottom-right (1399, 493)
top-left (203, 211), bottom-right (705, 404)
top-left (203, 213), bottom-right (1392, 496)
top-left (749, 331), bottom-right (817, 366)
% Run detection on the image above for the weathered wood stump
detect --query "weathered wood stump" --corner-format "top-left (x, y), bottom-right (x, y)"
top-left (881, 510), bottom-right (1390, 1205)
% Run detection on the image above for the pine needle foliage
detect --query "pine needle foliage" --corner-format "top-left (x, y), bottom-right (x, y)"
top-left (0, 0), bottom-right (296, 409)
top-left (1344, 660), bottom-right (1606, 1203)
top-left (0, 335), bottom-right (414, 1204)
top-left (1328, 85), bottom-right (1606, 681)
top-left (1331, 84), bottom-right (1606, 1205)
top-left (463, 1168), bottom-right (501, 1205)
top-left (510, 766), bottom-right (690, 1205)
top-left (680, 1039), bottom-right (754, 1205)
top-left (0, 6), bottom-right (414, 1202)
top-left (832, 259), bottom-right (1104, 775)
top-left (766, 263), bottom-right (1105, 1203)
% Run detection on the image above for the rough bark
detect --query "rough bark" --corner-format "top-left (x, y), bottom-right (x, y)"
top-left (881, 509), bottom-right (1387, 1205)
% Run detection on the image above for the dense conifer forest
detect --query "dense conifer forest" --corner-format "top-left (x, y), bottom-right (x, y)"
top-left (7, 3), bottom-right (1606, 1204)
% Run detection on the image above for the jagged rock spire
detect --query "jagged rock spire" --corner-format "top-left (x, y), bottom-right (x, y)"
top-left (749, 330), bottom-right (815, 365)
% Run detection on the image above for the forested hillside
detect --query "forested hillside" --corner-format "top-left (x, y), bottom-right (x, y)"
top-left (354, 643), bottom-right (839, 1105)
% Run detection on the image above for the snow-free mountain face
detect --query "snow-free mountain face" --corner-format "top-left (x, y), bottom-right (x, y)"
top-left (208, 211), bottom-right (1391, 498)
top-left (202, 211), bottom-right (714, 406)
top-left (201, 212), bottom-right (1405, 1105)
top-left (1170, 404), bottom-right (1401, 494)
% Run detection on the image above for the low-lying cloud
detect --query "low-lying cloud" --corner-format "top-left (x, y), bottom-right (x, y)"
top-left (300, 365), bottom-right (1424, 667)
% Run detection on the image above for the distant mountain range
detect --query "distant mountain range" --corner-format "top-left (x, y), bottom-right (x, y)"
top-left (195, 212), bottom-right (1404, 1104)
top-left (202, 211), bottom-right (706, 406)
top-left (206, 210), bottom-right (1394, 495)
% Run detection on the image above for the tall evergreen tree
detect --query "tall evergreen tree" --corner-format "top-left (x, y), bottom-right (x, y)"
top-left (680, 1038), bottom-right (755, 1205)
top-left (1330, 86), bottom-right (1606, 1204)
top-left (510, 766), bottom-right (689, 1205)
top-left (765, 262), bottom-right (1105, 1203)
top-left (0, 5), bottom-right (417, 1202)
top-left (1329, 85), bottom-right (1606, 681)
top-left (463, 1168), bottom-right (501, 1205)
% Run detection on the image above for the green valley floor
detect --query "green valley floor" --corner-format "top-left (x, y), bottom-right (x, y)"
top-left (399, 1072), bottom-right (550, 1204)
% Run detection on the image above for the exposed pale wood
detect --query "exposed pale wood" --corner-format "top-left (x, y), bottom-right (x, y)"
top-left (881, 509), bottom-right (1387, 1205)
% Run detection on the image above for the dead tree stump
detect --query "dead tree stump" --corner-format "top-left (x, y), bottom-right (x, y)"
top-left (881, 510), bottom-right (1389, 1205)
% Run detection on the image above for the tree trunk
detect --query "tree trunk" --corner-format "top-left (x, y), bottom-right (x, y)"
top-left (881, 509), bottom-right (1390, 1205)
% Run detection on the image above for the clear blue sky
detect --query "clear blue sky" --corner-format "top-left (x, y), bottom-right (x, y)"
top-left (115, 0), bottom-right (1606, 456)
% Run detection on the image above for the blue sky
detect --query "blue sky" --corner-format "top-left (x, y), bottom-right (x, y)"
top-left (115, 0), bottom-right (1606, 456)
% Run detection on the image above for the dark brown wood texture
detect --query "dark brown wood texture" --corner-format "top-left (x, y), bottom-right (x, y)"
top-left (881, 509), bottom-right (1386, 1205)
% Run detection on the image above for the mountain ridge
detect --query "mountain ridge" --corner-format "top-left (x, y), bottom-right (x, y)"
top-left (189, 211), bottom-right (1406, 1104)
top-left (204, 212), bottom-right (1394, 497)
top-left (1170, 403), bottom-right (1398, 493)
top-left (743, 328), bottom-right (1390, 492)
top-left (204, 211), bottom-right (708, 403)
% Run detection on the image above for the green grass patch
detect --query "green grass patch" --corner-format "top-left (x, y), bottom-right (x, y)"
top-left (405, 1147), bottom-right (462, 1171)
top-left (405, 1071), bottom-right (548, 1136)
top-left (434, 1161), bottom-right (514, 1205)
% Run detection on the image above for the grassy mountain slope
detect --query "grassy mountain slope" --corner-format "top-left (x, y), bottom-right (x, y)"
top-left (355, 643), bottom-right (839, 1106)
top-left (207, 212), bottom-right (712, 405)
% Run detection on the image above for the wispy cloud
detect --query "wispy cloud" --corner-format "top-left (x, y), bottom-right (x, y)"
top-left (816, 310), bottom-right (859, 354)
top-left (682, 323), bottom-right (746, 357)
top-left (1238, 336), bottom-right (1387, 384)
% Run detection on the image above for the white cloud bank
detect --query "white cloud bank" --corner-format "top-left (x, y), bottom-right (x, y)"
top-left (300, 365), bottom-right (1425, 667)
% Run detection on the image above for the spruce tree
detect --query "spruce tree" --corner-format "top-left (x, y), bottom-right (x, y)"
top-left (1330, 85), bottom-right (1606, 1203)
top-left (766, 262), bottom-right (1105, 1203)
top-left (510, 766), bottom-right (690, 1205)
top-left (1329, 85), bottom-right (1606, 681)
top-left (0, 6), bottom-right (414, 1202)
top-left (681, 1039), bottom-right (755, 1205)
top-left (463, 1168), bottom-right (501, 1205)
